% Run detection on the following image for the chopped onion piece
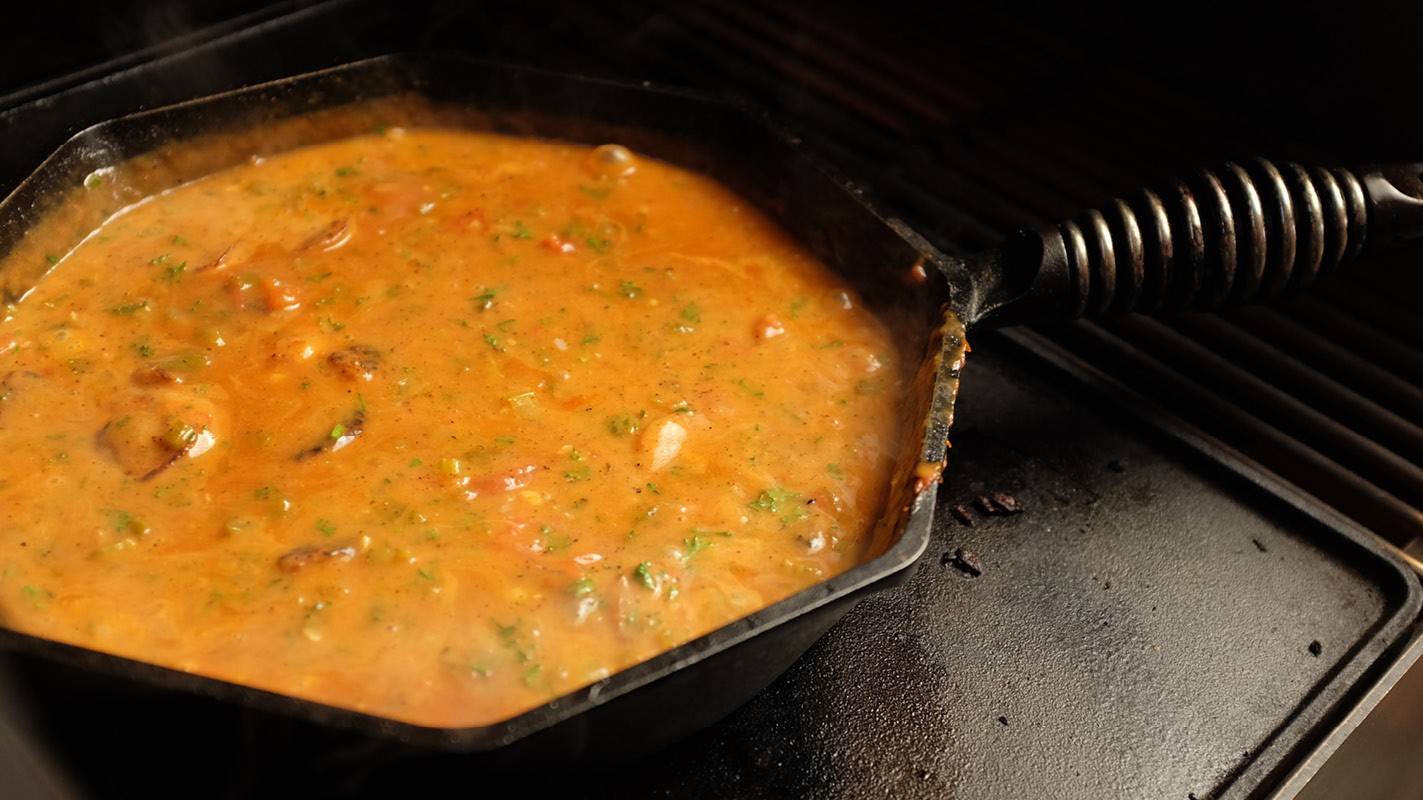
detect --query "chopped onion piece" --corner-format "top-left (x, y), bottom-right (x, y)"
top-left (649, 419), bottom-right (686, 471)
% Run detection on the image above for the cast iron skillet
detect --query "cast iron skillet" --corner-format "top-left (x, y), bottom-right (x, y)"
top-left (1, 53), bottom-right (1420, 765)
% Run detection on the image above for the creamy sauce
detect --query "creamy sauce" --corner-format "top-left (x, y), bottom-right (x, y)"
top-left (0, 128), bottom-right (904, 727)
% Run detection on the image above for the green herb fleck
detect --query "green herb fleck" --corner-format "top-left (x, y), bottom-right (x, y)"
top-left (511, 220), bottom-right (533, 240)
top-left (474, 286), bottom-right (503, 311)
top-left (161, 421), bottom-right (198, 450)
top-left (570, 577), bottom-right (596, 597)
top-left (109, 300), bottom-right (150, 316)
top-left (541, 525), bottom-right (573, 552)
top-left (790, 295), bottom-right (810, 317)
top-left (749, 487), bottom-right (801, 514)
top-left (781, 506), bottom-right (810, 525)
top-left (579, 185), bottom-right (610, 199)
top-left (330, 423), bottom-right (346, 439)
top-left (607, 413), bottom-right (640, 436)
top-left (827, 463), bottom-right (843, 478)
top-left (633, 561), bottom-right (656, 590)
top-left (315, 519), bottom-right (336, 537)
top-left (681, 303), bottom-right (701, 323)
top-left (617, 280), bottom-right (642, 298)
top-left (483, 333), bottom-right (505, 352)
top-left (585, 237), bottom-right (611, 253)
top-left (101, 508), bottom-right (150, 536)
top-left (683, 531), bottom-right (720, 559)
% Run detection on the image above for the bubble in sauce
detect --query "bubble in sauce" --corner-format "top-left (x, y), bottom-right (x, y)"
top-left (588, 143), bottom-right (637, 177)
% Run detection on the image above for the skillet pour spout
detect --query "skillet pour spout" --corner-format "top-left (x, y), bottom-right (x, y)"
top-left (964, 159), bottom-right (1423, 327)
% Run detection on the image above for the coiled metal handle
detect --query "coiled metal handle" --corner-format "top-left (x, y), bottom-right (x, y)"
top-left (970, 159), bottom-right (1423, 327)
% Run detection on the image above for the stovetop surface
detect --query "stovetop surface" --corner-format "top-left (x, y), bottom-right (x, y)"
top-left (1, 3), bottom-right (1421, 798)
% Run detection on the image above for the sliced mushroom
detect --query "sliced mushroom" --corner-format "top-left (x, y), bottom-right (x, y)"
top-left (277, 542), bottom-right (359, 572)
top-left (294, 409), bottom-right (365, 461)
top-left (328, 346), bottom-right (380, 381)
top-left (300, 219), bottom-right (351, 252)
top-left (97, 386), bottom-right (224, 480)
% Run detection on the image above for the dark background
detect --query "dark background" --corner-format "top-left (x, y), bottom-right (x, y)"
top-left (8, 2), bottom-right (1423, 160)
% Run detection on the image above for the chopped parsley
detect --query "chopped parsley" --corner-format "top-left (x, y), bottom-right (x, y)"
top-left (109, 300), bottom-right (150, 316)
top-left (749, 487), bottom-right (801, 514)
top-left (633, 561), bottom-right (656, 590)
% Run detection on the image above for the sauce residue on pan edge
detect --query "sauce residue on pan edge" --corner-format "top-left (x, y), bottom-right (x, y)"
top-left (0, 128), bottom-right (906, 727)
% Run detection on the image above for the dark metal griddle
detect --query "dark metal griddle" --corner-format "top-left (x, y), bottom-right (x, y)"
top-left (0, 2), bottom-right (1420, 798)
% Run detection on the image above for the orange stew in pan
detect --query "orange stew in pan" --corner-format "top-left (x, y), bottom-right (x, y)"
top-left (0, 128), bottom-right (904, 727)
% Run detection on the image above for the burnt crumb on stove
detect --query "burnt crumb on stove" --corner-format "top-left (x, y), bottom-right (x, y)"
top-left (950, 503), bottom-right (974, 526)
top-left (1103, 580), bottom-right (1111, 589)
top-left (997, 716), bottom-right (1009, 726)
top-left (942, 546), bottom-right (983, 577)
top-left (1308, 640), bottom-right (1322, 657)
top-left (1251, 538), bottom-right (1268, 553)
top-left (974, 492), bottom-right (1024, 515)
top-left (1108, 458), bottom-right (1128, 473)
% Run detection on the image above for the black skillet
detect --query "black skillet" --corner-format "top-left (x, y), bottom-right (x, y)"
top-left (2, 53), bottom-right (1421, 765)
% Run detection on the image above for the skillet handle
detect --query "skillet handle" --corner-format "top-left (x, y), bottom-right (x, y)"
top-left (971, 159), bottom-right (1423, 327)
